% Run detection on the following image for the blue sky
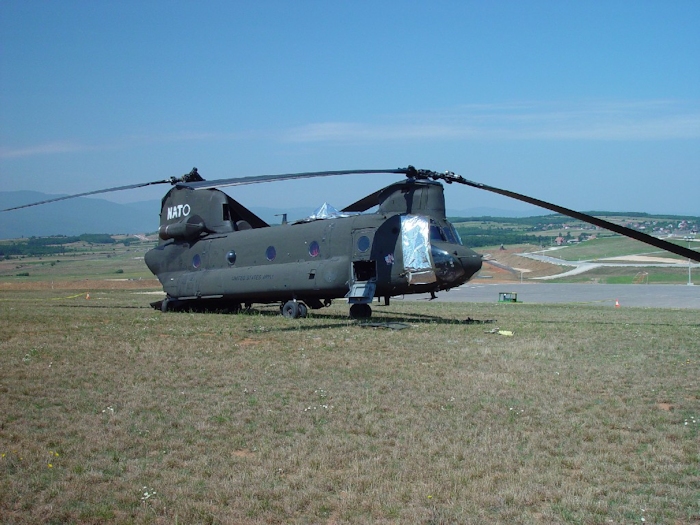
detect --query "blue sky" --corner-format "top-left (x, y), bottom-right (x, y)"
top-left (1, 1), bottom-right (699, 215)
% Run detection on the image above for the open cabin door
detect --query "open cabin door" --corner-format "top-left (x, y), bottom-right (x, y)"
top-left (346, 228), bottom-right (376, 304)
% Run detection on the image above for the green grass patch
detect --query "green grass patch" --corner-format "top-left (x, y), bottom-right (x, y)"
top-left (548, 236), bottom-right (685, 262)
top-left (0, 242), bottom-right (155, 282)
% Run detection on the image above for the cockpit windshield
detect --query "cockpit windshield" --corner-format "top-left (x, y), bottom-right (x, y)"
top-left (446, 223), bottom-right (463, 245)
top-left (429, 220), bottom-right (463, 245)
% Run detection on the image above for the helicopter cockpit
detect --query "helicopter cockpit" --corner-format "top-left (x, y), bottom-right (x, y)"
top-left (429, 219), bottom-right (463, 245)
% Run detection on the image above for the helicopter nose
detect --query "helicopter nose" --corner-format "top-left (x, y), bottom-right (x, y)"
top-left (431, 247), bottom-right (466, 284)
top-left (458, 249), bottom-right (483, 280)
top-left (431, 246), bottom-right (482, 286)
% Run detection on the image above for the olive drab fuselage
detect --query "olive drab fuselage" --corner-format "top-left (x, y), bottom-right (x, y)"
top-left (144, 179), bottom-right (483, 313)
top-left (9, 166), bottom-right (697, 314)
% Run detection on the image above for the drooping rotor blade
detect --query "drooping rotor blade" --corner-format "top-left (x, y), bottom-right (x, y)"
top-left (1, 179), bottom-right (173, 212)
top-left (341, 188), bottom-right (385, 212)
top-left (411, 169), bottom-right (700, 263)
top-left (179, 168), bottom-right (408, 190)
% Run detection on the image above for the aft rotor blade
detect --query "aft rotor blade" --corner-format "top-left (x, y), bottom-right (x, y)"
top-left (179, 168), bottom-right (408, 190)
top-left (1, 179), bottom-right (173, 212)
top-left (441, 173), bottom-right (700, 262)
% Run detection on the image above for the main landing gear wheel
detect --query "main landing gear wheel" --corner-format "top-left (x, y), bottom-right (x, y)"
top-left (298, 302), bottom-right (308, 318)
top-left (349, 303), bottom-right (372, 319)
top-left (281, 300), bottom-right (308, 318)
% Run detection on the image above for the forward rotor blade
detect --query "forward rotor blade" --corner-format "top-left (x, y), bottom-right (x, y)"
top-left (450, 175), bottom-right (700, 263)
top-left (341, 188), bottom-right (385, 212)
top-left (179, 169), bottom-right (407, 190)
top-left (1, 179), bottom-right (173, 212)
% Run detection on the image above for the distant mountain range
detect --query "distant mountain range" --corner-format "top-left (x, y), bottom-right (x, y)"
top-left (0, 190), bottom-right (539, 239)
top-left (0, 191), bottom-right (159, 239)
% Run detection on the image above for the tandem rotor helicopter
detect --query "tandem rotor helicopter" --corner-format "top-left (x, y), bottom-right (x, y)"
top-left (4, 166), bottom-right (699, 318)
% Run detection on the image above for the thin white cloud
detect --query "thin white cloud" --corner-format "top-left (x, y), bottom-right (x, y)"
top-left (0, 141), bottom-right (90, 159)
top-left (4, 100), bottom-right (698, 159)
top-left (122, 130), bottom-right (255, 144)
top-left (285, 122), bottom-right (475, 142)
top-left (284, 100), bottom-right (700, 143)
top-left (0, 130), bottom-right (262, 159)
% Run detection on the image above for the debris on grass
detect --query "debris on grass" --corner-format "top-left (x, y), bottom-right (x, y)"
top-left (358, 322), bottom-right (410, 330)
top-left (484, 327), bottom-right (514, 336)
top-left (140, 486), bottom-right (157, 501)
top-left (463, 317), bottom-right (496, 324)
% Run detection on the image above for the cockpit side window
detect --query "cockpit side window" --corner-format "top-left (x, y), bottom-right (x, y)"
top-left (430, 220), bottom-right (463, 245)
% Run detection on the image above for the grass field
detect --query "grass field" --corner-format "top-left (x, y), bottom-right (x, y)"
top-left (1, 287), bottom-right (698, 524)
top-left (544, 237), bottom-right (686, 263)
top-left (0, 243), bottom-right (154, 283)
top-left (553, 266), bottom-right (697, 285)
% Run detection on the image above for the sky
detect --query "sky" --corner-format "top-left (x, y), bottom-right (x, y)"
top-left (1, 1), bottom-right (699, 215)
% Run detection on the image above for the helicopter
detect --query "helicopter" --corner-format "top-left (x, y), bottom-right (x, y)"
top-left (4, 166), bottom-right (699, 318)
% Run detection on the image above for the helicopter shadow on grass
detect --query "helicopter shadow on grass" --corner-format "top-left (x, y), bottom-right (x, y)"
top-left (244, 306), bottom-right (497, 333)
top-left (47, 302), bottom-right (498, 331)
top-left (51, 303), bottom-right (152, 310)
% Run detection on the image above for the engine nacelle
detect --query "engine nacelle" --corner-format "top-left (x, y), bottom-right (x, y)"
top-left (158, 215), bottom-right (207, 240)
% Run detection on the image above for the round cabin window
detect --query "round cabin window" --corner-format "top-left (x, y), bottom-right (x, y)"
top-left (357, 235), bottom-right (371, 252)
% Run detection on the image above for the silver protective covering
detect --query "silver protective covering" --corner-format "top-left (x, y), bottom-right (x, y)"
top-left (401, 215), bottom-right (437, 284)
top-left (300, 202), bottom-right (358, 222)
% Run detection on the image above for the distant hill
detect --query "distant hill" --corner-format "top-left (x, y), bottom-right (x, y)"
top-left (0, 192), bottom-right (160, 239)
top-left (0, 191), bottom-right (323, 239)
top-left (447, 207), bottom-right (542, 218)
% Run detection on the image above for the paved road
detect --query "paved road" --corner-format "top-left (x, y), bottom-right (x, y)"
top-left (517, 251), bottom-right (700, 280)
top-left (402, 282), bottom-right (700, 309)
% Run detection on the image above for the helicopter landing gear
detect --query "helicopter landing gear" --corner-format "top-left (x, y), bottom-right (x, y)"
top-left (349, 303), bottom-right (372, 319)
top-left (281, 300), bottom-right (308, 319)
top-left (298, 302), bottom-right (308, 318)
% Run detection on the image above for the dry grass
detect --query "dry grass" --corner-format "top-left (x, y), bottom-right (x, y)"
top-left (1, 289), bottom-right (698, 524)
top-left (0, 279), bottom-right (161, 291)
top-left (480, 246), bottom-right (568, 281)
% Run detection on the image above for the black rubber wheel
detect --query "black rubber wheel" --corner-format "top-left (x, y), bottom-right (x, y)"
top-left (298, 303), bottom-right (308, 318)
top-left (282, 300), bottom-right (300, 318)
top-left (349, 303), bottom-right (372, 319)
top-left (161, 298), bottom-right (170, 313)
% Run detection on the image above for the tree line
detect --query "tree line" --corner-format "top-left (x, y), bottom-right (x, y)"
top-left (0, 234), bottom-right (115, 257)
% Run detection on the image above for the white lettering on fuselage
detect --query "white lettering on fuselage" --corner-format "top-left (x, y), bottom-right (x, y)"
top-left (167, 204), bottom-right (191, 220)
